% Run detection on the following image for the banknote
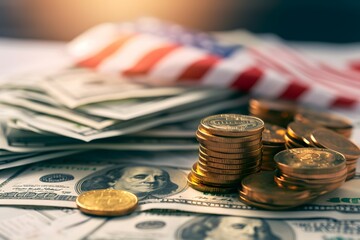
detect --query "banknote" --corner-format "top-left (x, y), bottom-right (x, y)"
top-left (0, 152), bottom-right (359, 220)
top-left (78, 88), bottom-right (234, 120)
top-left (0, 151), bottom-right (85, 170)
top-left (1, 124), bottom-right (198, 153)
top-left (40, 69), bottom-right (186, 108)
top-left (85, 211), bottom-right (360, 240)
top-left (0, 90), bottom-right (117, 129)
top-left (0, 207), bottom-right (104, 240)
top-left (0, 95), bottom-right (249, 141)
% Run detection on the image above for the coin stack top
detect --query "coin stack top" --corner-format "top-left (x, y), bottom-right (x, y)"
top-left (274, 148), bottom-right (347, 195)
top-left (188, 114), bottom-right (264, 193)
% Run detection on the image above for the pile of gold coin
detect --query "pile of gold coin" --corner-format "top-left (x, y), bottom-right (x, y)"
top-left (249, 98), bottom-right (297, 127)
top-left (187, 114), bottom-right (264, 193)
top-left (274, 148), bottom-right (347, 195)
top-left (239, 148), bottom-right (348, 210)
top-left (285, 121), bottom-right (320, 148)
top-left (295, 109), bottom-right (353, 138)
top-left (310, 128), bottom-right (360, 180)
top-left (284, 121), bottom-right (359, 180)
top-left (261, 123), bottom-right (286, 171)
top-left (239, 171), bottom-right (313, 210)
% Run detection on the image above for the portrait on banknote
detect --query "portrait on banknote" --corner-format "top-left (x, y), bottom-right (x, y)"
top-left (176, 215), bottom-right (294, 240)
top-left (77, 165), bottom-right (188, 199)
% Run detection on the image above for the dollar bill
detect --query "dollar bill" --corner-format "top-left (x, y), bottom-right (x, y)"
top-left (0, 152), bottom-right (359, 220)
top-left (1, 123), bottom-right (198, 153)
top-left (85, 211), bottom-right (360, 240)
top-left (0, 90), bottom-right (117, 129)
top-left (0, 150), bottom-right (84, 170)
top-left (0, 207), bottom-right (104, 240)
top-left (0, 95), bottom-right (249, 141)
top-left (40, 69), bottom-right (186, 108)
top-left (78, 88), bottom-right (234, 120)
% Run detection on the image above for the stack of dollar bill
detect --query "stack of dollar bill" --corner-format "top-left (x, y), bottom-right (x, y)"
top-left (0, 68), bottom-right (249, 169)
top-left (0, 68), bottom-right (360, 239)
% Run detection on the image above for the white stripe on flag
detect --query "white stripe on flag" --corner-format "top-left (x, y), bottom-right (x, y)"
top-left (67, 23), bottom-right (120, 60)
top-left (98, 34), bottom-right (170, 73)
top-left (250, 69), bottom-right (289, 98)
top-left (202, 55), bottom-right (255, 86)
top-left (298, 84), bottom-right (336, 108)
top-left (148, 47), bottom-right (206, 81)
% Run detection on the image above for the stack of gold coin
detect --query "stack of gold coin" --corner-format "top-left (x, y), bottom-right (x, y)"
top-left (239, 171), bottom-right (313, 210)
top-left (295, 109), bottom-right (353, 138)
top-left (187, 114), bottom-right (264, 193)
top-left (310, 128), bottom-right (360, 180)
top-left (249, 99), bottom-right (298, 127)
top-left (285, 121), bottom-right (321, 148)
top-left (261, 123), bottom-right (286, 171)
top-left (274, 148), bottom-right (347, 195)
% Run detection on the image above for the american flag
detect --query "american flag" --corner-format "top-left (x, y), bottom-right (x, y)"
top-left (67, 18), bottom-right (360, 110)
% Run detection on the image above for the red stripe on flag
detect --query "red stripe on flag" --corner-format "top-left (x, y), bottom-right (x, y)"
top-left (77, 34), bottom-right (135, 68)
top-left (123, 44), bottom-right (179, 75)
top-left (349, 61), bottom-right (360, 72)
top-left (230, 67), bottom-right (263, 91)
top-left (278, 80), bottom-right (308, 100)
top-left (177, 55), bottom-right (220, 81)
top-left (331, 96), bottom-right (357, 108)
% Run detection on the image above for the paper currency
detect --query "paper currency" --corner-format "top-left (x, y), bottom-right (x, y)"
top-left (40, 69), bottom-right (186, 108)
top-left (0, 90), bottom-right (117, 129)
top-left (78, 88), bottom-right (233, 120)
top-left (0, 152), bottom-right (359, 220)
top-left (0, 95), bottom-right (248, 142)
top-left (86, 211), bottom-right (360, 240)
top-left (0, 207), bottom-right (104, 240)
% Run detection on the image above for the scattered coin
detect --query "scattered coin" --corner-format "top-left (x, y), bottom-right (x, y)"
top-left (76, 189), bottom-right (138, 216)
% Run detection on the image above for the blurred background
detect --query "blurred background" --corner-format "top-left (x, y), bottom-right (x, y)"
top-left (0, 0), bottom-right (359, 43)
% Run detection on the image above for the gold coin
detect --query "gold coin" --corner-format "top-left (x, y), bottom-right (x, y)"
top-left (196, 132), bottom-right (262, 148)
top-left (240, 172), bottom-right (313, 207)
top-left (199, 145), bottom-right (262, 159)
top-left (249, 99), bottom-right (298, 115)
top-left (310, 128), bottom-right (360, 160)
top-left (76, 189), bottom-right (138, 216)
top-left (239, 193), bottom-right (304, 210)
top-left (199, 152), bottom-right (261, 164)
top-left (187, 173), bottom-right (236, 193)
top-left (262, 123), bottom-right (286, 145)
top-left (199, 143), bottom-right (262, 154)
top-left (287, 121), bottom-right (320, 145)
top-left (197, 127), bottom-right (262, 143)
top-left (197, 159), bottom-right (260, 174)
top-left (274, 148), bottom-right (346, 174)
top-left (280, 165), bottom-right (348, 180)
top-left (284, 133), bottom-right (307, 148)
top-left (188, 171), bottom-right (238, 186)
top-left (200, 114), bottom-right (264, 137)
top-left (295, 109), bottom-right (353, 130)
top-left (194, 163), bottom-right (255, 181)
top-left (199, 157), bottom-right (261, 169)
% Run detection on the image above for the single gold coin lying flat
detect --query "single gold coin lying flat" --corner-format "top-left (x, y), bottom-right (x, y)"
top-left (310, 128), bottom-right (360, 160)
top-left (200, 114), bottom-right (264, 137)
top-left (295, 109), bottom-right (352, 130)
top-left (76, 189), bottom-right (138, 216)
